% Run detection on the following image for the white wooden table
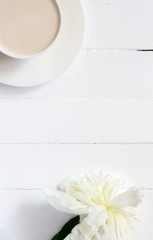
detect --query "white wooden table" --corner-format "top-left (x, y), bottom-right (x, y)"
top-left (0, 0), bottom-right (153, 239)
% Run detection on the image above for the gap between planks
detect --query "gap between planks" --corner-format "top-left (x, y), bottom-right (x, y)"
top-left (0, 96), bottom-right (152, 100)
top-left (82, 49), bottom-right (153, 52)
top-left (0, 188), bottom-right (152, 191)
top-left (0, 142), bottom-right (152, 145)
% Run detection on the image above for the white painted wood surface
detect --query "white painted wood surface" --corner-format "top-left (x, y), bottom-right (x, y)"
top-left (0, 1), bottom-right (153, 240)
top-left (84, 0), bottom-right (153, 3)
top-left (84, 3), bottom-right (153, 49)
top-left (0, 99), bottom-right (152, 143)
top-left (0, 144), bottom-right (153, 189)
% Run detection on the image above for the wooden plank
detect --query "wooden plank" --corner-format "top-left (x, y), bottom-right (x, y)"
top-left (83, 4), bottom-right (153, 49)
top-left (0, 144), bottom-right (153, 189)
top-left (0, 99), bottom-right (152, 144)
top-left (0, 51), bottom-right (153, 98)
top-left (0, 189), bottom-right (152, 240)
top-left (0, 98), bottom-right (152, 143)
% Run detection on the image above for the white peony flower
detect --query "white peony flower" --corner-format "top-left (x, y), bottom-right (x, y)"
top-left (43, 171), bottom-right (144, 240)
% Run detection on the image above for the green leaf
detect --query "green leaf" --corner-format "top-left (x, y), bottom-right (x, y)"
top-left (52, 215), bottom-right (80, 240)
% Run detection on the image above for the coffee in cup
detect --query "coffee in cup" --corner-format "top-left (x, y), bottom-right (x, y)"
top-left (0, 0), bottom-right (61, 58)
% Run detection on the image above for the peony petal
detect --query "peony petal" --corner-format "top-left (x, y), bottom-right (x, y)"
top-left (85, 206), bottom-right (107, 228)
top-left (64, 224), bottom-right (80, 240)
top-left (110, 186), bottom-right (144, 208)
top-left (59, 177), bottom-right (78, 192)
top-left (43, 187), bottom-right (90, 214)
top-left (64, 206), bottom-right (107, 240)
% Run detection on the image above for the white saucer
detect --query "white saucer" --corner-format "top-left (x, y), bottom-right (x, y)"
top-left (0, 0), bottom-right (85, 87)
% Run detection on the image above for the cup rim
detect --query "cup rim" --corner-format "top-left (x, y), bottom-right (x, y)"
top-left (0, 0), bottom-right (62, 60)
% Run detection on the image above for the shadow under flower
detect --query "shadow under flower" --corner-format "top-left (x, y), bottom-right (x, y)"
top-left (4, 202), bottom-right (73, 240)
